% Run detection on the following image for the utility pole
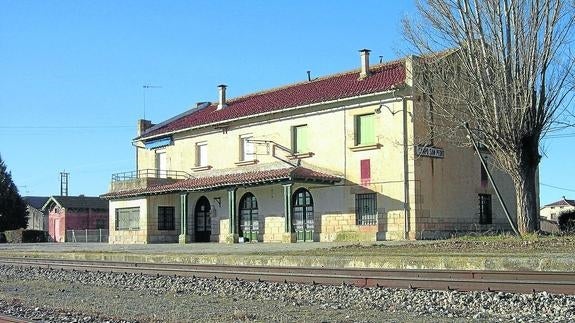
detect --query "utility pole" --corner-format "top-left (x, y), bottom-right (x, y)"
top-left (60, 171), bottom-right (69, 196)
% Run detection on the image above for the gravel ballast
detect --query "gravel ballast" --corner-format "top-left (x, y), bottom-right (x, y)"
top-left (1, 264), bottom-right (574, 322)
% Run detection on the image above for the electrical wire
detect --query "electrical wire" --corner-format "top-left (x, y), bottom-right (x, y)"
top-left (540, 183), bottom-right (575, 192)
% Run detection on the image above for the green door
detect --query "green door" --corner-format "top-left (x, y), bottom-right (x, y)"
top-left (194, 196), bottom-right (211, 242)
top-left (292, 188), bottom-right (314, 242)
top-left (239, 193), bottom-right (259, 242)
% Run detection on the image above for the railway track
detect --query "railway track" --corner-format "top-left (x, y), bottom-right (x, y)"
top-left (1, 256), bottom-right (574, 295)
top-left (0, 314), bottom-right (30, 323)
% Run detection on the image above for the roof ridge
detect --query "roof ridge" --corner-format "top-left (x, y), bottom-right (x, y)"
top-left (221, 58), bottom-right (406, 105)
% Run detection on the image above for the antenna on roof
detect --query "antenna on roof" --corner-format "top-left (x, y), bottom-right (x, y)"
top-left (379, 56), bottom-right (383, 63)
top-left (142, 84), bottom-right (162, 119)
top-left (307, 71), bottom-right (311, 82)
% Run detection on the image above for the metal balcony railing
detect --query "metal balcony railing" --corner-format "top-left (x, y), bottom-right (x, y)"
top-left (111, 169), bottom-right (190, 182)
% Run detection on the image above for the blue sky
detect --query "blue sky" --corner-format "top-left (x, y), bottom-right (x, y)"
top-left (0, 0), bottom-right (572, 205)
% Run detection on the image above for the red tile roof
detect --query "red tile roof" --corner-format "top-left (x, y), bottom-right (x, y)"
top-left (101, 166), bottom-right (340, 199)
top-left (543, 198), bottom-right (575, 208)
top-left (140, 61), bottom-right (406, 139)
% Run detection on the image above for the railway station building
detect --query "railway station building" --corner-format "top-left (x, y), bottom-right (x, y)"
top-left (102, 49), bottom-right (517, 244)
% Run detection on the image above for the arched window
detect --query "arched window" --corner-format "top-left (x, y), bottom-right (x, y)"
top-left (238, 192), bottom-right (259, 242)
top-left (292, 188), bottom-right (314, 242)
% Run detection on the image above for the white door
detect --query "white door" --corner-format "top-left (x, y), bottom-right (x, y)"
top-left (156, 152), bottom-right (167, 178)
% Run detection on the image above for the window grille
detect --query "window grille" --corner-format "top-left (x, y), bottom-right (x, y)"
top-left (479, 194), bottom-right (492, 224)
top-left (355, 193), bottom-right (377, 225)
top-left (158, 206), bottom-right (175, 230)
top-left (115, 207), bottom-right (140, 230)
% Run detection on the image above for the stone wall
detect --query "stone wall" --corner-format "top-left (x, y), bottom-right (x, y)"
top-left (262, 216), bottom-right (284, 242)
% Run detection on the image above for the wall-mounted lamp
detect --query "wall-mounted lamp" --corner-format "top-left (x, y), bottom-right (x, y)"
top-left (213, 197), bottom-right (222, 207)
top-left (378, 103), bottom-right (413, 119)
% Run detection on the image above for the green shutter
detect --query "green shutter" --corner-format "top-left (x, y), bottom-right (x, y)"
top-left (357, 114), bottom-right (375, 145)
top-left (293, 125), bottom-right (308, 153)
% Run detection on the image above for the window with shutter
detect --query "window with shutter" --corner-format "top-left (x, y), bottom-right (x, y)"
top-left (355, 113), bottom-right (375, 145)
top-left (292, 125), bottom-right (309, 153)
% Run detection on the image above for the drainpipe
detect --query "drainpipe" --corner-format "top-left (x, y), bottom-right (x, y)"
top-left (402, 97), bottom-right (411, 239)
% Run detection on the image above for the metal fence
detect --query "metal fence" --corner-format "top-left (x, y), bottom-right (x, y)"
top-left (111, 169), bottom-right (190, 182)
top-left (65, 229), bottom-right (109, 243)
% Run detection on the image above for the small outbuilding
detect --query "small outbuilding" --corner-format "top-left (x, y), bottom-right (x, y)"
top-left (23, 196), bottom-right (49, 231)
top-left (42, 195), bottom-right (109, 242)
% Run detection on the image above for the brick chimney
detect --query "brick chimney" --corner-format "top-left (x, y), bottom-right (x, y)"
top-left (217, 84), bottom-right (227, 110)
top-left (359, 49), bottom-right (371, 79)
top-left (137, 119), bottom-right (153, 136)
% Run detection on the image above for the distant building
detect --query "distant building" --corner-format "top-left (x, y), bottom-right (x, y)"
top-left (540, 197), bottom-right (575, 222)
top-left (23, 196), bottom-right (49, 231)
top-left (42, 195), bottom-right (109, 242)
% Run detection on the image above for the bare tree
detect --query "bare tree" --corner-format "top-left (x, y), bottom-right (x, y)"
top-left (403, 0), bottom-right (574, 234)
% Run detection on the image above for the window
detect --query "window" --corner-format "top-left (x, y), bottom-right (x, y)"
top-left (239, 135), bottom-right (254, 161)
top-left (355, 113), bottom-right (375, 146)
top-left (158, 206), bottom-right (175, 231)
top-left (292, 125), bottom-right (309, 154)
top-left (196, 142), bottom-right (208, 167)
top-left (479, 194), bottom-right (492, 224)
top-left (480, 164), bottom-right (488, 188)
top-left (355, 193), bottom-right (377, 225)
top-left (115, 207), bottom-right (140, 230)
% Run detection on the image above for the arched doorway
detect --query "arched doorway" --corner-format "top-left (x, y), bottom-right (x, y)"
top-left (194, 196), bottom-right (211, 242)
top-left (238, 192), bottom-right (259, 242)
top-left (292, 188), bottom-right (314, 242)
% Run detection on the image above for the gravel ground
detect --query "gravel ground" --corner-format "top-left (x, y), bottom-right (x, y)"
top-left (0, 264), bottom-right (574, 322)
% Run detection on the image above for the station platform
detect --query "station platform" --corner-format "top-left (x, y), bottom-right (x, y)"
top-left (0, 241), bottom-right (573, 272)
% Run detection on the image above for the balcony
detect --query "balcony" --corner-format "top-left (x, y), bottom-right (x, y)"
top-left (109, 169), bottom-right (190, 193)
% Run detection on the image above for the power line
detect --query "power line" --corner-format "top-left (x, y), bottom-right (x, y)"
top-left (540, 182), bottom-right (575, 192)
top-left (0, 125), bottom-right (131, 129)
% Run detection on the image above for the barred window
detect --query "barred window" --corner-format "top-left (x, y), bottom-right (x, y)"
top-left (479, 194), bottom-right (492, 224)
top-left (158, 206), bottom-right (175, 231)
top-left (115, 207), bottom-right (140, 231)
top-left (356, 193), bottom-right (377, 225)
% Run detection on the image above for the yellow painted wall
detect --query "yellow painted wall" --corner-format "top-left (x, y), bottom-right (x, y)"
top-left (110, 57), bottom-right (518, 243)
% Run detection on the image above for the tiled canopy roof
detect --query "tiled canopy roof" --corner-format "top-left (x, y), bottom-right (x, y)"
top-left (140, 61), bottom-right (406, 139)
top-left (102, 166), bottom-right (340, 199)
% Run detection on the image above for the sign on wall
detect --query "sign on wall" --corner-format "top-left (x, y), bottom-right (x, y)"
top-left (416, 145), bottom-right (445, 159)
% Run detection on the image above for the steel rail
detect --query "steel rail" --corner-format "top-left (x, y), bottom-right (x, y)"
top-left (0, 314), bottom-right (32, 323)
top-left (1, 256), bottom-right (574, 294)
